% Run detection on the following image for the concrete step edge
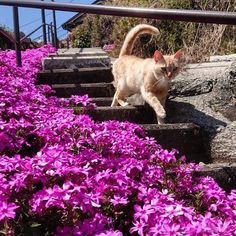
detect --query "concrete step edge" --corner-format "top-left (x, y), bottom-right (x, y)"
top-left (51, 83), bottom-right (114, 88)
top-left (44, 55), bottom-right (110, 60)
top-left (196, 162), bottom-right (236, 191)
top-left (38, 67), bottom-right (111, 74)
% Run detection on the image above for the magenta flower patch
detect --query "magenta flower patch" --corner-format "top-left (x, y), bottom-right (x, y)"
top-left (0, 46), bottom-right (236, 235)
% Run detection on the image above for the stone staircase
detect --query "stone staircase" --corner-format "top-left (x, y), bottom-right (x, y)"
top-left (37, 48), bottom-right (236, 191)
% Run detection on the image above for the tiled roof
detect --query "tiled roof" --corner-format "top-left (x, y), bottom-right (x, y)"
top-left (61, 0), bottom-right (104, 31)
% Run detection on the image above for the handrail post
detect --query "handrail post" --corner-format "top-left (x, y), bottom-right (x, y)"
top-left (13, 6), bottom-right (22, 67)
top-left (47, 24), bottom-right (51, 43)
top-left (51, 0), bottom-right (58, 48)
top-left (41, 0), bottom-right (47, 44)
top-left (50, 22), bottom-right (54, 47)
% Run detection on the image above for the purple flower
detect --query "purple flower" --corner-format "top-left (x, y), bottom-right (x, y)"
top-left (130, 220), bottom-right (147, 236)
top-left (1, 46), bottom-right (236, 236)
top-left (134, 204), bottom-right (155, 222)
top-left (0, 132), bottom-right (13, 152)
top-left (110, 195), bottom-right (128, 206)
top-left (0, 202), bottom-right (19, 221)
top-left (95, 230), bottom-right (123, 236)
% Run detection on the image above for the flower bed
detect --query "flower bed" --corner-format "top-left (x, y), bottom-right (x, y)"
top-left (0, 46), bottom-right (236, 235)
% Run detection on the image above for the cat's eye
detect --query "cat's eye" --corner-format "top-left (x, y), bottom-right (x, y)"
top-left (161, 67), bottom-right (167, 72)
top-left (173, 67), bottom-right (178, 71)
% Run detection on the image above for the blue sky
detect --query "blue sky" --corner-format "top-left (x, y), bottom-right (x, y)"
top-left (0, 0), bottom-right (93, 41)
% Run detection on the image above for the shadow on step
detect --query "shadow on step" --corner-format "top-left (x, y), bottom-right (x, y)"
top-left (166, 100), bottom-right (227, 164)
top-left (143, 123), bottom-right (208, 164)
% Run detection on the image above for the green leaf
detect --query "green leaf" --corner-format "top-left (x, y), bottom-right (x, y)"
top-left (30, 223), bottom-right (41, 228)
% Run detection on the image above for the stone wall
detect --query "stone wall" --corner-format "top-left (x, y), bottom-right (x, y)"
top-left (167, 60), bottom-right (236, 163)
top-left (127, 58), bottom-right (236, 163)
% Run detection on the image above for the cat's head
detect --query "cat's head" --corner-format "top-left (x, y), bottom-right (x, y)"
top-left (153, 50), bottom-right (183, 80)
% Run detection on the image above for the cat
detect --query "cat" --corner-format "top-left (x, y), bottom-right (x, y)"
top-left (111, 24), bottom-right (183, 124)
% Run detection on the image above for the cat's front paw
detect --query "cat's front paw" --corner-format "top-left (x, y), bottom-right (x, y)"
top-left (120, 101), bottom-right (129, 107)
top-left (157, 118), bottom-right (165, 124)
top-left (157, 108), bottom-right (166, 119)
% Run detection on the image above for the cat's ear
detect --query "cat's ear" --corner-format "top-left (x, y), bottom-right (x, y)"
top-left (174, 49), bottom-right (183, 60)
top-left (154, 50), bottom-right (164, 63)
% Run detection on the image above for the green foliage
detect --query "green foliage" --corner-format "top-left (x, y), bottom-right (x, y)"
top-left (158, 0), bottom-right (193, 9)
top-left (72, 25), bottom-right (91, 48)
top-left (71, 0), bottom-right (236, 61)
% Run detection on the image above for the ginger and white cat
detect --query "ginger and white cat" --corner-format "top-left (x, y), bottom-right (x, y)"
top-left (111, 24), bottom-right (183, 124)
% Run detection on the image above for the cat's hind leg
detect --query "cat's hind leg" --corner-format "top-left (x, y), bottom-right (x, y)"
top-left (111, 90), bottom-right (129, 107)
top-left (111, 91), bottom-right (119, 107)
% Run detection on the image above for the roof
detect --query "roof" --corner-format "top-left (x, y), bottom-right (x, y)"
top-left (62, 0), bottom-right (105, 31)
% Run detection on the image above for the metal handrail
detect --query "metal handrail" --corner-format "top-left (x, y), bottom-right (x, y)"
top-left (0, 0), bottom-right (236, 25)
top-left (20, 23), bottom-right (55, 42)
top-left (20, 25), bottom-right (43, 42)
top-left (0, 0), bottom-right (236, 66)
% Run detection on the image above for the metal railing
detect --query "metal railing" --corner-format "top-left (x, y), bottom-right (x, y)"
top-left (20, 23), bottom-right (57, 44)
top-left (0, 0), bottom-right (236, 66)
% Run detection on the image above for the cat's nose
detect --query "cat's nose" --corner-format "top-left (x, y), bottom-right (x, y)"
top-left (167, 72), bottom-right (172, 78)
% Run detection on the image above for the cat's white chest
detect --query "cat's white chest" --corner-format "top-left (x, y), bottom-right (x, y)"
top-left (158, 77), bottom-right (169, 88)
top-left (152, 71), bottom-right (169, 88)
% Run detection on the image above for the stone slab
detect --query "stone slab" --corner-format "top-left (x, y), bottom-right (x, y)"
top-left (42, 55), bottom-right (111, 70)
top-left (209, 54), bottom-right (236, 62)
top-left (49, 47), bottom-right (107, 57)
top-left (51, 83), bottom-right (115, 98)
top-left (37, 67), bottom-right (113, 84)
top-left (87, 107), bottom-right (206, 163)
top-left (92, 97), bottom-right (113, 106)
top-left (87, 105), bottom-right (156, 124)
top-left (142, 123), bottom-right (208, 164)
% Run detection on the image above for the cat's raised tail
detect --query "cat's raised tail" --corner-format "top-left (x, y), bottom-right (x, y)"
top-left (119, 24), bottom-right (160, 58)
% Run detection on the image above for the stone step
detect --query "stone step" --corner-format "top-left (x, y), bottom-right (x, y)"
top-left (77, 106), bottom-right (207, 163)
top-left (42, 55), bottom-right (111, 70)
top-left (209, 53), bottom-right (236, 62)
top-left (85, 104), bottom-right (207, 163)
top-left (86, 105), bottom-right (156, 124)
top-left (36, 67), bottom-right (113, 85)
top-left (51, 83), bottom-right (115, 98)
top-left (142, 123), bottom-right (208, 164)
top-left (49, 47), bottom-right (107, 57)
top-left (92, 97), bottom-right (113, 106)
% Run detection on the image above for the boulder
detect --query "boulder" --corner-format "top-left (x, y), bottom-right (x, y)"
top-left (211, 121), bottom-right (236, 163)
top-left (166, 61), bottom-right (234, 135)
top-left (167, 60), bottom-right (236, 163)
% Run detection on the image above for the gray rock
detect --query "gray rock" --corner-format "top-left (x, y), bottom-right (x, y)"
top-left (166, 61), bottom-right (236, 163)
top-left (209, 54), bottom-right (236, 62)
top-left (170, 77), bottom-right (214, 97)
top-left (211, 121), bottom-right (236, 163)
top-left (210, 62), bottom-right (236, 121)
top-left (170, 61), bottom-right (231, 97)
